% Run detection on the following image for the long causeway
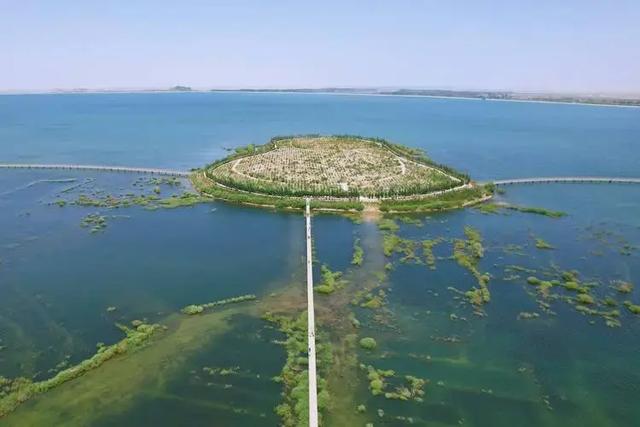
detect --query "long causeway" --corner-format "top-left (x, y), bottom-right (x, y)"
top-left (305, 198), bottom-right (319, 427)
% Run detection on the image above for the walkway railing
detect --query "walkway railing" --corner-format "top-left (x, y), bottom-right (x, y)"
top-left (0, 163), bottom-right (189, 177)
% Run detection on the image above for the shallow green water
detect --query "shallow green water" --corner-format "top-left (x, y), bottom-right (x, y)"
top-left (1, 171), bottom-right (639, 426)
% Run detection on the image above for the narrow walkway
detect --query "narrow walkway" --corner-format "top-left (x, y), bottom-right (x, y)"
top-left (492, 177), bottom-right (640, 185)
top-left (0, 163), bottom-right (189, 177)
top-left (305, 198), bottom-right (319, 427)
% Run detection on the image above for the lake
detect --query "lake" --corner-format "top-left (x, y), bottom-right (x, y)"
top-left (0, 93), bottom-right (639, 426)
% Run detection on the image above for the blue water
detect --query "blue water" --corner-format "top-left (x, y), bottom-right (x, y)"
top-left (1, 93), bottom-right (638, 179)
top-left (1, 93), bottom-right (640, 426)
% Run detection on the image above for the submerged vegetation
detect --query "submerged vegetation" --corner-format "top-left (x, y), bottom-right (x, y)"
top-left (476, 202), bottom-right (567, 218)
top-left (181, 294), bottom-right (257, 315)
top-left (3, 152), bottom-right (640, 426)
top-left (422, 238), bottom-right (444, 269)
top-left (0, 323), bottom-right (162, 418)
top-left (453, 227), bottom-right (491, 305)
top-left (361, 364), bottom-right (427, 402)
top-left (534, 237), bottom-right (555, 250)
top-left (351, 239), bottom-right (364, 266)
top-left (80, 213), bottom-right (107, 233)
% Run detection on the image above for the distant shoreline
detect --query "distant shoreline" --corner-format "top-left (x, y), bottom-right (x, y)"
top-left (208, 90), bottom-right (640, 109)
top-left (1, 88), bottom-right (639, 109)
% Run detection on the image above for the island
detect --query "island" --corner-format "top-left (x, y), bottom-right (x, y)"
top-left (191, 135), bottom-right (493, 213)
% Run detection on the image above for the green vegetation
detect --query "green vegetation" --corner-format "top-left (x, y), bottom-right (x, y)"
top-left (362, 364), bottom-right (395, 396)
top-left (181, 294), bottom-right (257, 315)
top-left (207, 135), bottom-right (465, 198)
top-left (379, 185), bottom-right (492, 213)
top-left (382, 233), bottom-right (401, 257)
top-left (77, 192), bottom-right (206, 210)
top-left (397, 216), bottom-right (423, 226)
top-left (182, 305), bottom-right (204, 315)
top-left (535, 238), bottom-right (555, 250)
top-left (157, 192), bottom-right (204, 208)
top-left (506, 205), bottom-right (566, 218)
top-left (380, 231), bottom-right (419, 263)
top-left (352, 288), bottom-right (387, 310)
top-left (191, 135), bottom-right (480, 213)
top-left (475, 202), bottom-right (502, 214)
top-left (314, 265), bottom-right (347, 294)
top-left (377, 218), bottom-right (400, 232)
top-left (475, 202), bottom-right (566, 218)
top-left (623, 301), bottom-right (640, 314)
top-left (615, 281), bottom-right (634, 294)
top-left (360, 365), bottom-right (426, 402)
top-left (518, 268), bottom-right (634, 326)
top-left (453, 227), bottom-right (491, 305)
top-left (351, 239), bottom-right (364, 266)
top-left (192, 172), bottom-right (364, 212)
top-left (80, 213), bottom-right (107, 233)
top-left (576, 294), bottom-right (595, 305)
top-left (422, 238), bottom-right (444, 269)
top-left (358, 337), bottom-right (377, 350)
top-left (264, 311), bottom-right (332, 427)
top-left (0, 323), bottom-right (162, 418)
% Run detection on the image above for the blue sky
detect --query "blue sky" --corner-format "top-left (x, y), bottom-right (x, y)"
top-left (2, 0), bottom-right (639, 93)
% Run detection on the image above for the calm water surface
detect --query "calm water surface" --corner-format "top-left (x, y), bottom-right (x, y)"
top-left (0, 93), bottom-right (639, 426)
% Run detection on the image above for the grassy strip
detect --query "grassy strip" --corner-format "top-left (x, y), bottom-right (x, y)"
top-left (0, 323), bottom-right (163, 418)
top-left (263, 311), bottom-right (332, 427)
top-left (181, 294), bottom-right (257, 315)
top-left (476, 202), bottom-right (566, 218)
top-left (192, 172), bottom-right (364, 211)
top-left (379, 185), bottom-right (492, 213)
top-left (506, 205), bottom-right (566, 218)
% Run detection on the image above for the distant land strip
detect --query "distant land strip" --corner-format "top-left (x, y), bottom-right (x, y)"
top-left (2, 86), bottom-right (638, 107)
top-left (209, 88), bottom-right (640, 107)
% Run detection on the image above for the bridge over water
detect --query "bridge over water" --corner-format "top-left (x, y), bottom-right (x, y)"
top-left (3, 164), bottom-right (640, 188)
top-left (491, 177), bottom-right (640, 186)
top-left (0, 163), bottom-right (190, 177)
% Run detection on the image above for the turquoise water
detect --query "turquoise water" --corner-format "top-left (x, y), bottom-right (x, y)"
top-left (1, 93), bottom-right (639, 426)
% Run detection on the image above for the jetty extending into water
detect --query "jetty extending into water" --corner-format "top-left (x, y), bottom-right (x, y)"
top-left (0, 163), bottom-right (189, 177)
top-left (305, 198), bottom-right (319, 427)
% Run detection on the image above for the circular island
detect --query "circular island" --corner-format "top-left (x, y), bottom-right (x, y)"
top-left (191, 135), bottom-right (493, 213)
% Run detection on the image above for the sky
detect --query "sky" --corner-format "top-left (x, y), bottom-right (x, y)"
top-left (1, 0), bottom-right (639, 94)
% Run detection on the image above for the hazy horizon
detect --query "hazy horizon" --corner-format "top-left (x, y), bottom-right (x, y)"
top-left (2, 1), bottom-right (639, 94)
